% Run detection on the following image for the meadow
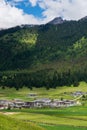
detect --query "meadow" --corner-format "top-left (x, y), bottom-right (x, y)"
top-left (0, 82), bottom-right (87, 130)
top-left (41, 125), bottom-right (87, 130)
top-left (1, 106), bottom-right (87, 130)
top-left (0, 82), bottom-right (87, 101)
top-left (0, 114), bottom-right (44, 130)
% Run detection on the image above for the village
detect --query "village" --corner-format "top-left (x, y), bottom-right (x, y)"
top-left (0, 91), bottom-right (86, 110)
top-left (0, 98), bottom-right (78, 110)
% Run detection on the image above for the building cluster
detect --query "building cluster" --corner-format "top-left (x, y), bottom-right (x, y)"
top-left (0, 98), bottom-right (78, 110)
top-left (71, 91), bottom-right (87, 97)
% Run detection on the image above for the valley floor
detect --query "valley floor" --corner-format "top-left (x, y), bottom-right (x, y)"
top-left (0, 82), bottom-right (87, 130)
top-left (1, 106), bottom-right (87, 130)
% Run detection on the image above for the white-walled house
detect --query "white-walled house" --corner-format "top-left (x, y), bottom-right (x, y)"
top-left (34, 98), bottom-right (51, 108)
top-left (0, 100), bottom-right (9, 109)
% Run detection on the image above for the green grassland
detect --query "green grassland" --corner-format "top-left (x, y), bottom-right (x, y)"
top-left (41, 125), bottom-right (87, 130)
top-left (3, 106), bottom-right (87, 127)
top-left (0, 82), bottom-right (87, 101)
top-left (0, 114), bottom-right (44, 130)
top-left (1, 106), bottom-right (87, 130)
top-left (1, 113), bottom-right (87, 130)
top-left (0, 82), bottom-right (87, 130)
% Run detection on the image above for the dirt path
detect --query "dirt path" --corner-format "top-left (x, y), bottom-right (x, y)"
top-left (0, 112), bottom-right (19, 115)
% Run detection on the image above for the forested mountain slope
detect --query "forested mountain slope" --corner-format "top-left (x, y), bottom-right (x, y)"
top-left (0, 17), bottom-right (87, 89)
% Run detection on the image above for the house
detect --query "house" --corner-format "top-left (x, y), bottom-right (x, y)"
top-left (12, 99), bottom-right (25, 108)
top-left (50, 100), bottom-right (63, 108)
top-left (34, 98), bottom-right (51, 108)
top-left (50, 99), bottom-right (77, 108)
top-left (71, 91), bottom-right (86, 97)
top-left (28, 93), bottom-right (37, 98)
top-left (0, 100), bottom-right (9, 109)
top-left (23, 101), bottom-right (35, 108)
top-left (63, 100), bottom-right (77, 107)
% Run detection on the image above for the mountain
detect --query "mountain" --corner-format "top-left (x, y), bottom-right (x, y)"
top-left (48, 17), bottom-right (65, 24)
top-left (79, 16), bottom-right (87, 22)
top-left (0, 16), bottom-right (87, 89)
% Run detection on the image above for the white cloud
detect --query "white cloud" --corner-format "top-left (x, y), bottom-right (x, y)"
top-left (0, 0), bottom-right (42, 29)
top-left (42, 0), bottom-right (87, 22)
top-left (1, 0), bottom-right (87, 28)
top-left (29, 0), bottom-right (87, 23)
top-left (29, 0), bottom-right (39, 6)
top-left (13, 0), bottom-right (23, 2)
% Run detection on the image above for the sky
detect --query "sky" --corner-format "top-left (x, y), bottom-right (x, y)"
top-left (0, 0), bottom-right (87, 28)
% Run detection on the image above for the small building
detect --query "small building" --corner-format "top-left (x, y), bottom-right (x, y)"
top-left (0, 100), bottom-right (9, 109)
top-left (71, 91), bottom-right (85, 97)
top-left (63, 100), bottom-right (77, 107)
top-left (34, 98), bottom-right (51, 108)
top-left (28, 93), bottom-right (37, 98)
top-left (23, 101), bottom-right (35, 108)
top-left (12, 99), bottom-right (25, 108)
top-left (50, 99), bottom-right (77, 108)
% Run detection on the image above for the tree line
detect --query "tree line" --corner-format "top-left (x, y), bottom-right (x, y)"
top-left (0, 67), bottom-right (87, 90)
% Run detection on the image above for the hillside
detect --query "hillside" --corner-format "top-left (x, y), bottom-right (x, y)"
top-left (0, 17), bottom-right (87, 89)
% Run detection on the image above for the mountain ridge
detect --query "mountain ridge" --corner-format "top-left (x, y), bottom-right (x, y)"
top-left (1, 15), bottom-right (87, 30)
top-left (47, 17), bottom-right (66, 25)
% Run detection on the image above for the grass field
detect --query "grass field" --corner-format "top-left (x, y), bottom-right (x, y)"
top-left (41, 125), bottom-right (87, 130)
top-left (0, 82), bottom-right (87, 101)
top-left (0, 114), bottom-right (44, 130)
top-left (1, 106), bottom-right (87, 130)
top-left (0, 82), bottom-right (87, 130)
top-left (2, 106), bottom-right (86, 127)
